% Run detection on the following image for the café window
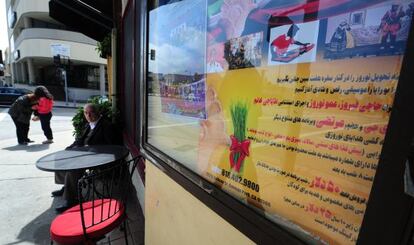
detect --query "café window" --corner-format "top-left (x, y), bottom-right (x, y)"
top-left (145, 0), bottom-right (414, 244)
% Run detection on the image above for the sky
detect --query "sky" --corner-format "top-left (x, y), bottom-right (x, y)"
top-left (0, 1), bottom-right (9, 55)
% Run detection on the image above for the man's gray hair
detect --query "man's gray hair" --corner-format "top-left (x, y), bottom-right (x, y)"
top-left (84, 103), bottom-right (99, 115)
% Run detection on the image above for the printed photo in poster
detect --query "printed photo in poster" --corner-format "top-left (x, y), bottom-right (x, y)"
top-left (224, 32), bottom-right (263, 70)
top-left (148, 0), bottom-right (207, 75)
top-left (268, 21), bottom-right (319, 65)
top-left (166, 2), bottom-right (207, 48)
top-left (324, 0), bottom-right (414, 60)
top-left (148, 0), bottom-right (207, 119)
top-left (159, 75), bottom-right (206, 119)
top-left (206, 43), bottom-right (228, 73)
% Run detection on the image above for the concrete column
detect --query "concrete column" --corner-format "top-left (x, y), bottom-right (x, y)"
top-left (11, 63), bottom-right (17, 84)
top-left (14, 62), bottom-right (21, 82)
top-left (99, 64), bottom-right (106, 96)
top-left (20, 61), bottom-right (27, 83)
top-left (27, 58), bottom-right (35, 85)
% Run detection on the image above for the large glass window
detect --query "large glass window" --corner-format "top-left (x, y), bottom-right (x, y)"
top-left (146, 0), bottom-right (414, 244)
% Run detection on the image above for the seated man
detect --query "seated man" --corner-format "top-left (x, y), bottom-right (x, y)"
top-left (53, 103), bottom-right (121, 213)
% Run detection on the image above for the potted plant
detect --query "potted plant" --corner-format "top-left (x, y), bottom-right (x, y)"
top-left (96, 34), bottom-right (112, 58)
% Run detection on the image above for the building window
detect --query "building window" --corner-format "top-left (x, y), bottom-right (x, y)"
top-left (145, 0), bottom-right (414, 244)
top-left (350, 11), bottom-right (365, 26)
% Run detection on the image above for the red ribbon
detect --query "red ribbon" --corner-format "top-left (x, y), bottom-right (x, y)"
top-left (229, 135), bottom-right (250, 172)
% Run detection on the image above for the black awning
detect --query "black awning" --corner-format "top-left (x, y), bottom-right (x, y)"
top-left (49, 0), bottom-right (113, 41)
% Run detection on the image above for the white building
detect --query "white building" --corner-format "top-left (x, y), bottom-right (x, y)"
top-left (5, 0), bottom-right (107, 101)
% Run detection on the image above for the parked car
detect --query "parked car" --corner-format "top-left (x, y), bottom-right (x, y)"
top-left (0, 87), bottom-right (32, 105)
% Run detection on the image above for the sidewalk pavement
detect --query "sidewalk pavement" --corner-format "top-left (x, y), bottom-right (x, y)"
top-left (0, 116), bottom-right (144, 244)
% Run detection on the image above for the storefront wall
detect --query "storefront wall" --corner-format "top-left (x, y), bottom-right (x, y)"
top-left (145, 163), bottom-right (254, 245)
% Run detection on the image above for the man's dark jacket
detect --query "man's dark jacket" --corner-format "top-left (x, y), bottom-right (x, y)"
top-left (67, 117), bottom-right (121, 148)
top-left (8, 95), bottom-right (35, 124)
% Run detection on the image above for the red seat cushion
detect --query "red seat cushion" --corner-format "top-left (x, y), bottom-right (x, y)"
top-left (50, 199), bottom-right (125, 244)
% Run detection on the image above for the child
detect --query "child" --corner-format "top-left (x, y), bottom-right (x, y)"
top-left (33, 86), bottom-right (54, 144)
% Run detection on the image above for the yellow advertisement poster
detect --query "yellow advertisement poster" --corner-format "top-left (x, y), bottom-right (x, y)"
top-left (200, 55), bottom-right (403, 244)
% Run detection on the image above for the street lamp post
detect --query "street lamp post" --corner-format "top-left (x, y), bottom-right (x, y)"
top-left (54, 55), bottom-right (70, 105)
top-left (62, 69), bottom-right (68, 105)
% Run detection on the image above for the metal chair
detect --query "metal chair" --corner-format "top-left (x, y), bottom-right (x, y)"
top-left (50, 155), bottom-right (142, 244)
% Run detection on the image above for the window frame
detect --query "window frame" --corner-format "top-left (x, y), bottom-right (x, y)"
top-left (136, 0), bottom-right (414, 243)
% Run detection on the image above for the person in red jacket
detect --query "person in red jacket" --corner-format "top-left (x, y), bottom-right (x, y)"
top-left (32, 86), bottom-right (54, 144)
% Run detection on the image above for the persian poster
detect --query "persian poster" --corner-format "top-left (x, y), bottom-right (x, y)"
top-left (200, 57), bottom-right (400, 244)
top-left (198, 0), bottom-right (414, 244)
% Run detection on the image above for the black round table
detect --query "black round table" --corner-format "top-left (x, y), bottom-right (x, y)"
top-left (36, 145), bottom-right (129, 172)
